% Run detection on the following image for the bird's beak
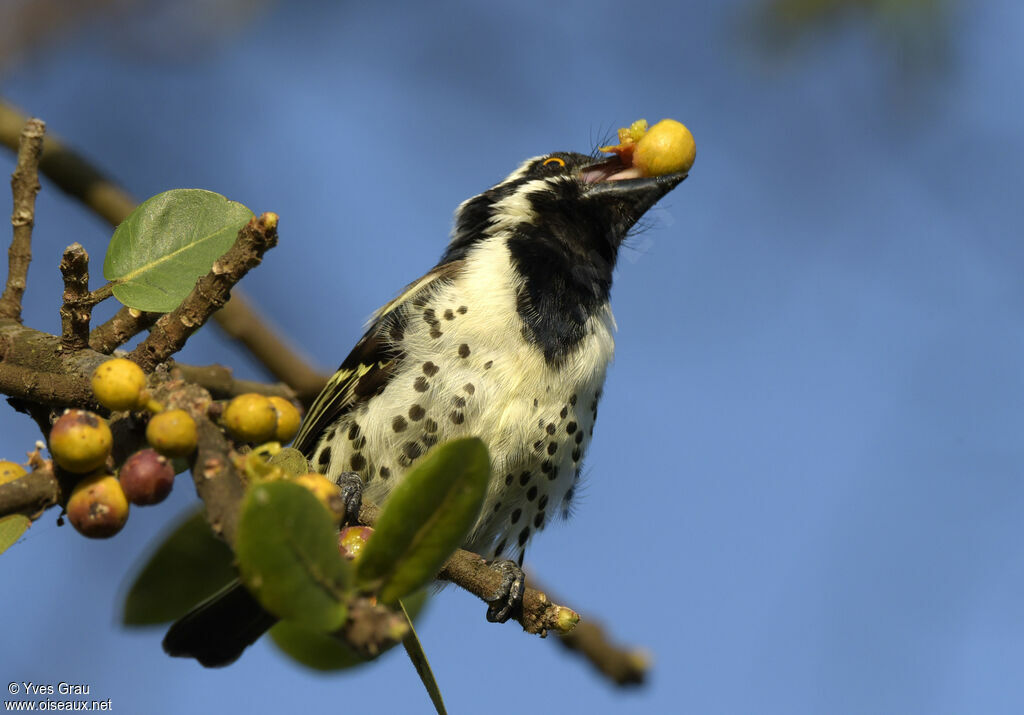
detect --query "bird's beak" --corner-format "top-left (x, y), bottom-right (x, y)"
top-left (579, 157), bottom-right (688, 234)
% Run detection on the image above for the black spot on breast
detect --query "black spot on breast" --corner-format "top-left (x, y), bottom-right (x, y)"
top-left (424, 419), bottom-right (438, 433)
top-left (547, 442), bottom-right (557, 455)
top-left (574, 431), bottom-right (584, 444)
top-left (540, 461), bottom-right (551, 473)
top-left (518, 527), bottom-right (531, 546)
top-left (566, 422), bottom-right (577, 434)
top-left (350, 453), bottom-right (366, 471)
top-left (354, 436), bottom-right (366, 449)
top-left (389, 323), bottom-right (405, 342)
top-left (457, 305), bottom-right (468, 314)
top-left (533, 398), bottom-right (539, 408)
top-left (453, 396), bottom-right (466, 408)
top-left (423, 308), bottom-right (437, 325)
top-left (444, 309), bottom-right (455, 320)
top-left (493, 501), bottom-right (502, 513)
top-left (533, 440), bottom-right (543, 452)
top-left (325, 429), bottom-right (336, 442)
top-left (519, 471), bottom-right (531, 486)
top-left (450, 411), bottom-right (465, 424)
top-left (430, 328), bottom-right (443, 339)
top-left (403, 442), bottom-right (423, 460)
top-left (538, 494), bottom-right (549, 509)
top-left (546, 423), bottom-right (556, 435)
top-left (463, 383), bottom-right (475, 395)
top-left (569, 394), bottom-right (577, 406)
top-left (494, 538), bottom-right (507, 556)
top-left (392, 416), bottom-right (408, 432)
top-left (511, 508), bottom-right (521, 524)
top-left (560, 406), bottom-right (568, 419)
top-left (317, 447), bottom-right (331, 467)
top-left (348, 423), bottom-right (361, 441)
top-left (408, 404), bottom-right (425, 421)
top-left (504, 473), bottom-right (514, 486)
top-left (483, 360), bottom-right (493, 369)
top-left (458, 344), bottom-right (470, 358)
top-left (422, 361), bottom-right (439, 376)
top-left (414, 376), bottom-right (429, 392)
top-left (527, 486), bottom-right (537, 501)
top-left (572, 448), bottom-right (581, 462)
top-left (533, 511), bottom-right (545, 528)
top-left (380, 466), bottom-right (391, 479)
top-left (422, 433), bottom-right (438, 447)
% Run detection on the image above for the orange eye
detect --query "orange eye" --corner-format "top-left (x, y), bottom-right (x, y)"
top-left (542, 156), bottom-right (566, 168)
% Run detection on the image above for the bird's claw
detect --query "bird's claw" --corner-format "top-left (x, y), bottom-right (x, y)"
top-left (336, 471), bottom-right (363, 524)
top-left (485, 559), bottom-right (525, 623)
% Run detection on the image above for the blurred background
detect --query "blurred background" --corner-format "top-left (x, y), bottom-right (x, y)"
top-left (1, 0), bottom-right (1023, 712)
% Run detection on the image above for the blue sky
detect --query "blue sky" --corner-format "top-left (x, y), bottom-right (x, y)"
top-left (2, 1), bottom-right (1024, 713)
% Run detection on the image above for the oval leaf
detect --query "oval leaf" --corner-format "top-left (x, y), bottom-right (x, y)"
top-left (122, 509), bottom-right (235, 625)
top-left (0, 514), bottom-right (30, 556)
top-left (356, 437), bottom-right (489, 604)
top-left (236, 481), bottom-right (351, 631)
top-left (104, 189), bottom-right (253, 312)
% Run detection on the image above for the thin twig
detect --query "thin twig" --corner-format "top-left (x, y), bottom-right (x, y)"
top-left (555, 617), bottom-right (650, 686)
top-left (214, 294), bottom-right (329, 403)
top-left (129, 213), bottom-right (280, 372)
top-left (89, 305), bottom-right (160, 354)
top-left (59, 243), bottom-right (91, 351)
top-left (0, 117), bottom-right (45, 322)
top-left (175, 364), bottom-right (297, 400)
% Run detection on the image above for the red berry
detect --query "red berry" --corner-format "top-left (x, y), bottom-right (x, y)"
top-left (119, 448), bottom-right (175, 505)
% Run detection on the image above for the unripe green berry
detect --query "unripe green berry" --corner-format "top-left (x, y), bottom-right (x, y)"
top-left (91, 358), bottom-right (147, 411)
top-left (268, 396), bottom-right (301, 443)
top-left (66, 473), bottom-right (129, 538)
top-left (49, 409), bottom-right (113, 474)
top-left (224, 393), bottom-right (278, 443)
top-left (146, 409), bottom-right (198, 457)
top-left (0, 460), bottom-right (27, 485)
top-left (119, 448), bottom-right (175, 505)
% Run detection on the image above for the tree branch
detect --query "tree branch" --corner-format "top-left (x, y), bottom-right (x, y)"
top-left (58, 243), bottom-right (92, 351)
top-left (0, 117), bottom-right (45, 322)
top-left (89, 305), bottom-right (160, 354)
top-left (129, 213), bottom-right (279, 372)
top-left (175, 363), bottom-right (297, 401)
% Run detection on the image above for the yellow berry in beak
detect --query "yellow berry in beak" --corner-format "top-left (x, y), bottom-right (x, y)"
top-left (633, 119), bottom-right (695, 177)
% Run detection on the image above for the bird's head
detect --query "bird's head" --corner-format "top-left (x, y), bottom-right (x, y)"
top-left (438, 150), bottom-right (688, 364)
top-left (442, 151), bottom-right (687, 270)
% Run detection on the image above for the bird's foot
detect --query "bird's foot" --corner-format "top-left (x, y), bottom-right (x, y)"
top-left (485, 559), bottom-right (525, 623)
top-left (335, 471), bottom-right (364, 524)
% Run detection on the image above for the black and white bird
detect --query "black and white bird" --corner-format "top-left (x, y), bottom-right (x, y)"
top-left (164, 147), bottom-right (688, 666)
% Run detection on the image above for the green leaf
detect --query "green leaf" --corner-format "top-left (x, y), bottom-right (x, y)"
top-left (236, 481), bottom-right (351, 631)
top-left (269, 589), bottom-right (431, 671)
top-left (356, 437), bottom-right (489, 604)
top-left (400, 600), bottom-right (447, 715)
top-left (122, 509), bottom-right (235, 625)
top-left (0, 515), bottom-right (30, 555)
top-left (104, 189), bottom-right (253, 312)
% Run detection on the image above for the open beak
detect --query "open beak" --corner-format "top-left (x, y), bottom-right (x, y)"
top-left (579, 156), bottom-right (688, 226)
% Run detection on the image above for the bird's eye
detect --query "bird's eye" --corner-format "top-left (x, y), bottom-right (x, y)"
top-left (542, 156), bottom-right (566, 168)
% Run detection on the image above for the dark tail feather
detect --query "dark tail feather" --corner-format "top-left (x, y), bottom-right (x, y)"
top-left (163, 580), bottom-right (278, 667)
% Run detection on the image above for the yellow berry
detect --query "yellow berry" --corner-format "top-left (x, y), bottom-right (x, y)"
top-left (66, 473), bottom-right (129, 538)
top-left (294, 473), bottom-right (345, 523)
top-left (268, 396), bottom-right (302, 443)
top-left (146, 409), bottom-right (198, 457)
top-left (91, 358), bottom-right (147, 411)
top-left (633, 119), bottom-right (696, 177)
top-left (337, 526), bottom-right (373, 561)
top-left (49, 409), bottom-right (113, 474)
top-left (0, 460), bottom-right (27, 485)
top-left (224, 393), bottom-right (278, 443)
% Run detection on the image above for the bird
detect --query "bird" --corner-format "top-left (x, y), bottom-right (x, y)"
top-left (164, 145), bottom-right (688, 667)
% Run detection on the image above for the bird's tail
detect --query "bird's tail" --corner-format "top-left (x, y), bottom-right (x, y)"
top-left (163, 579), bottom-right (277, 667)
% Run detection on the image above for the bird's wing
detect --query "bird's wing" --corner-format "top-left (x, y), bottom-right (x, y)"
top-left (292, 260), bottom-right (465, 456)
